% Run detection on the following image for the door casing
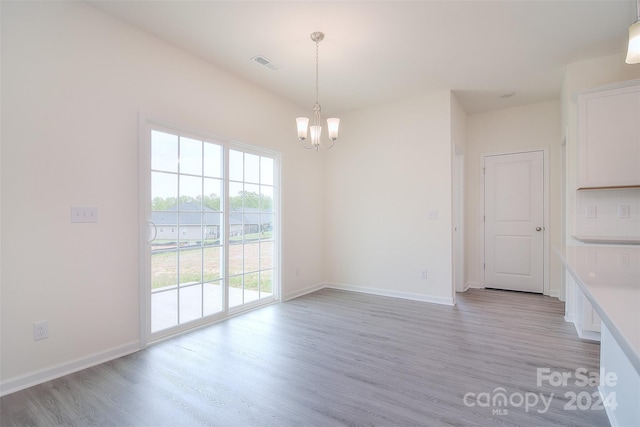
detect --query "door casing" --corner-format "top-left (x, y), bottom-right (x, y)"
top-left (479, 148), bottom-right (550, 295)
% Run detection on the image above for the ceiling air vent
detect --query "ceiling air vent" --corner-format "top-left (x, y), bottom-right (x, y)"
top-left (251, 55), bottom-right (282, 71)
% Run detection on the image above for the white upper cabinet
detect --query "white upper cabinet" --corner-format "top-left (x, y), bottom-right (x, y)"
top-left (576, 80), bottom-right (640, 189)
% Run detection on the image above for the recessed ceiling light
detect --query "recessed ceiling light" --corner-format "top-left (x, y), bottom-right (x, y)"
top-left (500, 92), bottom-right (516, 98)
top-left (250, 55), bottom-right (282, 71)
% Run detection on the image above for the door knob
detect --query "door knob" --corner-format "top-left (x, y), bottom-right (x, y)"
top-left (536, 227), bottom-right (542, 232)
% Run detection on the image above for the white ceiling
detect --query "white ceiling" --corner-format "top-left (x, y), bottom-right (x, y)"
top-left (89, 0), bottom-right (636, 115)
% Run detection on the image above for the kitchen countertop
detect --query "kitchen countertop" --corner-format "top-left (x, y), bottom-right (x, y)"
top-left (557, 245), bottom-right (640, 373)
top-left (573, 235), bottom-right (640, 245)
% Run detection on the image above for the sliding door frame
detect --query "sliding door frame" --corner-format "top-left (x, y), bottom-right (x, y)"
top-left (138, 113), bottom-right (281, 348)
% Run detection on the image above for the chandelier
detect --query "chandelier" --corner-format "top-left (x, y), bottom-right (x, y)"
top-left (296, 32), bottom-right (340, 150)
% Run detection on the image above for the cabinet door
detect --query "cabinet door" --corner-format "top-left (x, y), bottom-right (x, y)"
top-left (577, 82), bottom-right (640, 189)
top-left (572, 280), bottom-right (601, 340)
top-left (583, 299), bottom-right (601, 333)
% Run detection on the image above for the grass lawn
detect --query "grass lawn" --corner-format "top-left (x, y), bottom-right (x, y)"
top-left (151, 239), bottom-right (273, 292)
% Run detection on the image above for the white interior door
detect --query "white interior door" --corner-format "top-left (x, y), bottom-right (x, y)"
top-left (484, 151), bottom-right (544, 293)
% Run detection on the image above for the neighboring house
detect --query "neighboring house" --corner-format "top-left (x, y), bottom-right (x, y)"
top-left (151, 202), bottom-right (272, 246)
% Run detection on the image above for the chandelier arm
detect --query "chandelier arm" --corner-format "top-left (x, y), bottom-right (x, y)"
top-left (317, 139), bottom-right (335, 150)
top-left (299, 139), bottom-right (317, 150)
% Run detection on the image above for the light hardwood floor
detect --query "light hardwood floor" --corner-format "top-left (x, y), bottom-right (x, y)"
top-left (1, 288), bottom-right (609, 426)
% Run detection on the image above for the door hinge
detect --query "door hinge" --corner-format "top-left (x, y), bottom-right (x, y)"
top-left (483, 263), bottom-right (486, 270)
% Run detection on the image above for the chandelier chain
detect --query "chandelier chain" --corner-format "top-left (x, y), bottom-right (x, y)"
top-left (315, 39), bottom-right (320, 105)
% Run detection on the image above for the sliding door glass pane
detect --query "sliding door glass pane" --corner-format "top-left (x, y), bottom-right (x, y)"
top-left (244, 272), bottom-right (260, 303)
top-left (204, 143), bottom-right (222, 178)
top-left (204, 179), bottom-right (222, 211)
top-left (151, 250), bottom-right (177, 290)
top-left (151, 130), bottom-right (225, 334)
top-left (203, 245), bottom-right (222, 281)
top-left (260, 271), bottom-right (273, 295)
top-left (244, 242), bottom-right (259, 273)
top-left (179, 137), bottom-right (202, 176)
top-left (179, 284), bottom-right (202, 324)
top-left (152, 290), bottom-right (177, 332)
top-left (179, 248), bottom-right (202, 285)
top-left (245, 153), bottom-right (260, 183)
top-left (260, 157), bottom-right (274, 185)
top-left (226, 149), bottom-right (276, 306)
top-left (261, 241), bottom-right (273, 269)
top-left (151, 131), bottom-right (178, 173)
top-left (204, 280), bottom-right (223, 315)
top-left (229, 150), bottom-right (243, 181)
top-left (229, 275), bottom-right (243, 308)
top-left (180, 175), bottom-right (202, 209)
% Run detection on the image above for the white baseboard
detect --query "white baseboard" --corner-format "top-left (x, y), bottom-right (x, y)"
top-left (0, 341), bottom-right (140, 397)
top-left (325, 282), bottom-right (454, 306)
top-left (464, 282), bottom-right (560, 300)
top-left (282, 282), bottom-right (325, 301)
top-left (575, 325), bottom-right (601, 342)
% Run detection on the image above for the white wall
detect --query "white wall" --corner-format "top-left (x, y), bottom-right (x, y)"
top-left (561, 53), bottom-right (640, 244)
top-left (465, 101), bottom-right (562, 294)
top-left (451, 93), bottom-right (468, 156)
top-left (324, 91), bottom-right (454, 304)
top-left (1, 1), bottom-right (325, 391)
top-left (575, 188), bottom-right (640, 238)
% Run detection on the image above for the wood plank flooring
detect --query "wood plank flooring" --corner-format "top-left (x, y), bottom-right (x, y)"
top-left (1, 289), bottom-right (609, 426)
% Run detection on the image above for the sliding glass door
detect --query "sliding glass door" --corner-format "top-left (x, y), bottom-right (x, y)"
top-left (142, 120), bottom-right (279, 340)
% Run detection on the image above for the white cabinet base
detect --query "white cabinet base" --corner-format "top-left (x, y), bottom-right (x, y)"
top-left (565, 270), bottom-right (601, 342)
top-left (599, 323), bottom-right (640, 427)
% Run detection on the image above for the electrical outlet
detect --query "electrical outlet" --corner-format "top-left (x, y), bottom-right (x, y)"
top-left (617, 204), bottom-right (630, 219)
top-left (421, 269), bottom-right (428, 280)
top-left (619, 252), bottom-right (630, 267)
top-left (33, 321), bottom-right (49, 341)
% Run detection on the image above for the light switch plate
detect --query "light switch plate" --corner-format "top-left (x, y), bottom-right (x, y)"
top-left (71, 207), bottom-right (98, 223)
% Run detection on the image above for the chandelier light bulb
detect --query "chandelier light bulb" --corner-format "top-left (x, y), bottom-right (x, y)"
top-left (327, 118), bottom-right (340, 141)
top-left (626, 20), bottom-right (640, 64)
top-left (296, 117), bottom-right (309, 140)
top-left (627, 0), bottom-right (640, 64)
top-left (310, 125), bottom-right (322, 147)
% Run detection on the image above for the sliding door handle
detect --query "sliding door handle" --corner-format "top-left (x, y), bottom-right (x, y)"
top-left (148, 221), bottom-right (158, 243)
